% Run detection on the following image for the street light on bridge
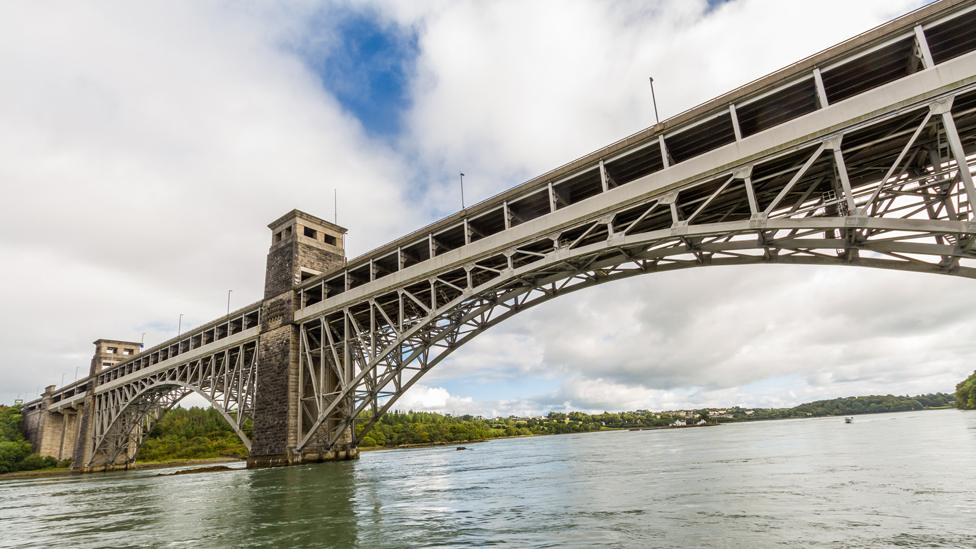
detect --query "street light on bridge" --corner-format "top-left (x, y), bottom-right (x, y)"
top-left (460, 172), bottom-right (466, 209)
top-left (649, 76), bottom-right (660, 125)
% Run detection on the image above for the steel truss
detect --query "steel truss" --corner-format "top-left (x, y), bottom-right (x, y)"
top-left (296, 85), bottom-right (976, 455)
top-left (87, 340), bottom-right (258, 468)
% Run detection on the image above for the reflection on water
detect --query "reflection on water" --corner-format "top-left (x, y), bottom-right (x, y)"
top-left (1, 409), bottom-right (975, 548)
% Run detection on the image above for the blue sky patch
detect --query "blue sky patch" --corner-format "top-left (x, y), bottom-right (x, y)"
top-left (304, 11), bottom-right (418, 138)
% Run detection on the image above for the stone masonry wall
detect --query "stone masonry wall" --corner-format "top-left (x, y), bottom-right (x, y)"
top-left (263, 243), bottom-right (294, 299)
top-left (297, 244), bottom-right (346, 279)
top-left (21, 407), bottom-right (43, 450)
top-left (37, 411), bottom-right (64, 458)
top-left (248, 294), bottom-right (298, 464)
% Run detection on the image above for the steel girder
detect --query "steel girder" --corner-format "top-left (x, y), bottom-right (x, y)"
top-left (87, 339), bottom-right (258, 468)
top-left (294, 83), bottom-right (976, 454)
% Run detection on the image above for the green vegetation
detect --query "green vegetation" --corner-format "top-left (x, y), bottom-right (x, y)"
top-left (137, 407), bottom-right (248, 462)
top-left (789, 393), bottom-right (954, 417)
top-left (957, 371), bottom-right (976, 410)
top-left (355, 409), bottom-right (707, 447)
top-left (0, 405), bottom-right (63, 474)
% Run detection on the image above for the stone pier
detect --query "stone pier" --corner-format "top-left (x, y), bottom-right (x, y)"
top-left (247, 210), bottom-right (359, 468)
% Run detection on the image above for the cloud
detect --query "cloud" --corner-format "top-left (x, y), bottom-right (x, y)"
top-left (393, 384), bottom-right (540, 418)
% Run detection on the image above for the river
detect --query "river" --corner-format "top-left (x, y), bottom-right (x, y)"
top-left (1, 409), bottom-right (975, 548)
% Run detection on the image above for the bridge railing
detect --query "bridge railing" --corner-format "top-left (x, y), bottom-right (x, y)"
top-left (93, 302), bottom-right (262, 386)
top-left (296, 0), bottom-right (976, 312)
top-left (24, 302), bottom-right (263, 411)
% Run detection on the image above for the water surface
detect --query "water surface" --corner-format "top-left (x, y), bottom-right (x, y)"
top-left (2, 409), bottom-right (975, 547)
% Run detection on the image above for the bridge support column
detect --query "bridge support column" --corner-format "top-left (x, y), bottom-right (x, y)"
top-left (248, 210), bottom-right (359, 468)
top-left (72, 394), bottom-right (96, 471)
top-left (247, 304), bottom-right (301, 467)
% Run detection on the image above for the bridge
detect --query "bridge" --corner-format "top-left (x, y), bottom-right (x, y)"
top-left (21, 0), bottom-right (976, 471)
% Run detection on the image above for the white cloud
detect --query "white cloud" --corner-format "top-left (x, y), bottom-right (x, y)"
top-left (392, 384), bottom-right (539, 418)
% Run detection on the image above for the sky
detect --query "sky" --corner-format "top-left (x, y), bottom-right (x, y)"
top-left (3, 0), bottom-right (972, 417)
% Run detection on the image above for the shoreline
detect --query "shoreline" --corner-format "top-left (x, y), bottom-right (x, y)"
top-left (0, 456), bottom-right (243, 482)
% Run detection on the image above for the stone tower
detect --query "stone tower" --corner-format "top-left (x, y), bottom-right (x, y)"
top-left (90, 339), bottom-right (142, 374)
top-left (248, 210), bottom-right (348, 467)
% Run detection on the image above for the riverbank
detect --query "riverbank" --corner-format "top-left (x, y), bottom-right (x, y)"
top-left (361, 421), bottom-right (724, 453)
top-left (0, 456), bottom-right (243, 481)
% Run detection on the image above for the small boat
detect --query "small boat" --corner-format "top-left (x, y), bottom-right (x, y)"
top-left (456, 446), bottom-right (468, 451)
top-left (844, 417), bottom-right (853, 424)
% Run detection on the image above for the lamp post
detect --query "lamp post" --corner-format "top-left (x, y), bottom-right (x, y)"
top-left (460, 172), bottom-right (466, 209)
top-left (649, 76), bottom-right (660, 124)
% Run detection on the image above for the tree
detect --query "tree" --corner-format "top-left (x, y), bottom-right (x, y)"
top-left (957, 371), bottom-right (976, 410)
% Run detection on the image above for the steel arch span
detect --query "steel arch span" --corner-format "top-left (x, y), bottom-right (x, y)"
top-left (85, 339), bottom-right (258, 469)
top-left (293, 91), bottom-right (976, 457)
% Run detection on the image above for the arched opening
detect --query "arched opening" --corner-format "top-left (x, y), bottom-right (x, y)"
top-left (87, 381), bottom-right (252, 469)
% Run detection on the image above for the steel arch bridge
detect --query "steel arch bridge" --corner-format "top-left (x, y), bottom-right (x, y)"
top-left (20, 0), bottom-right (976, 471)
